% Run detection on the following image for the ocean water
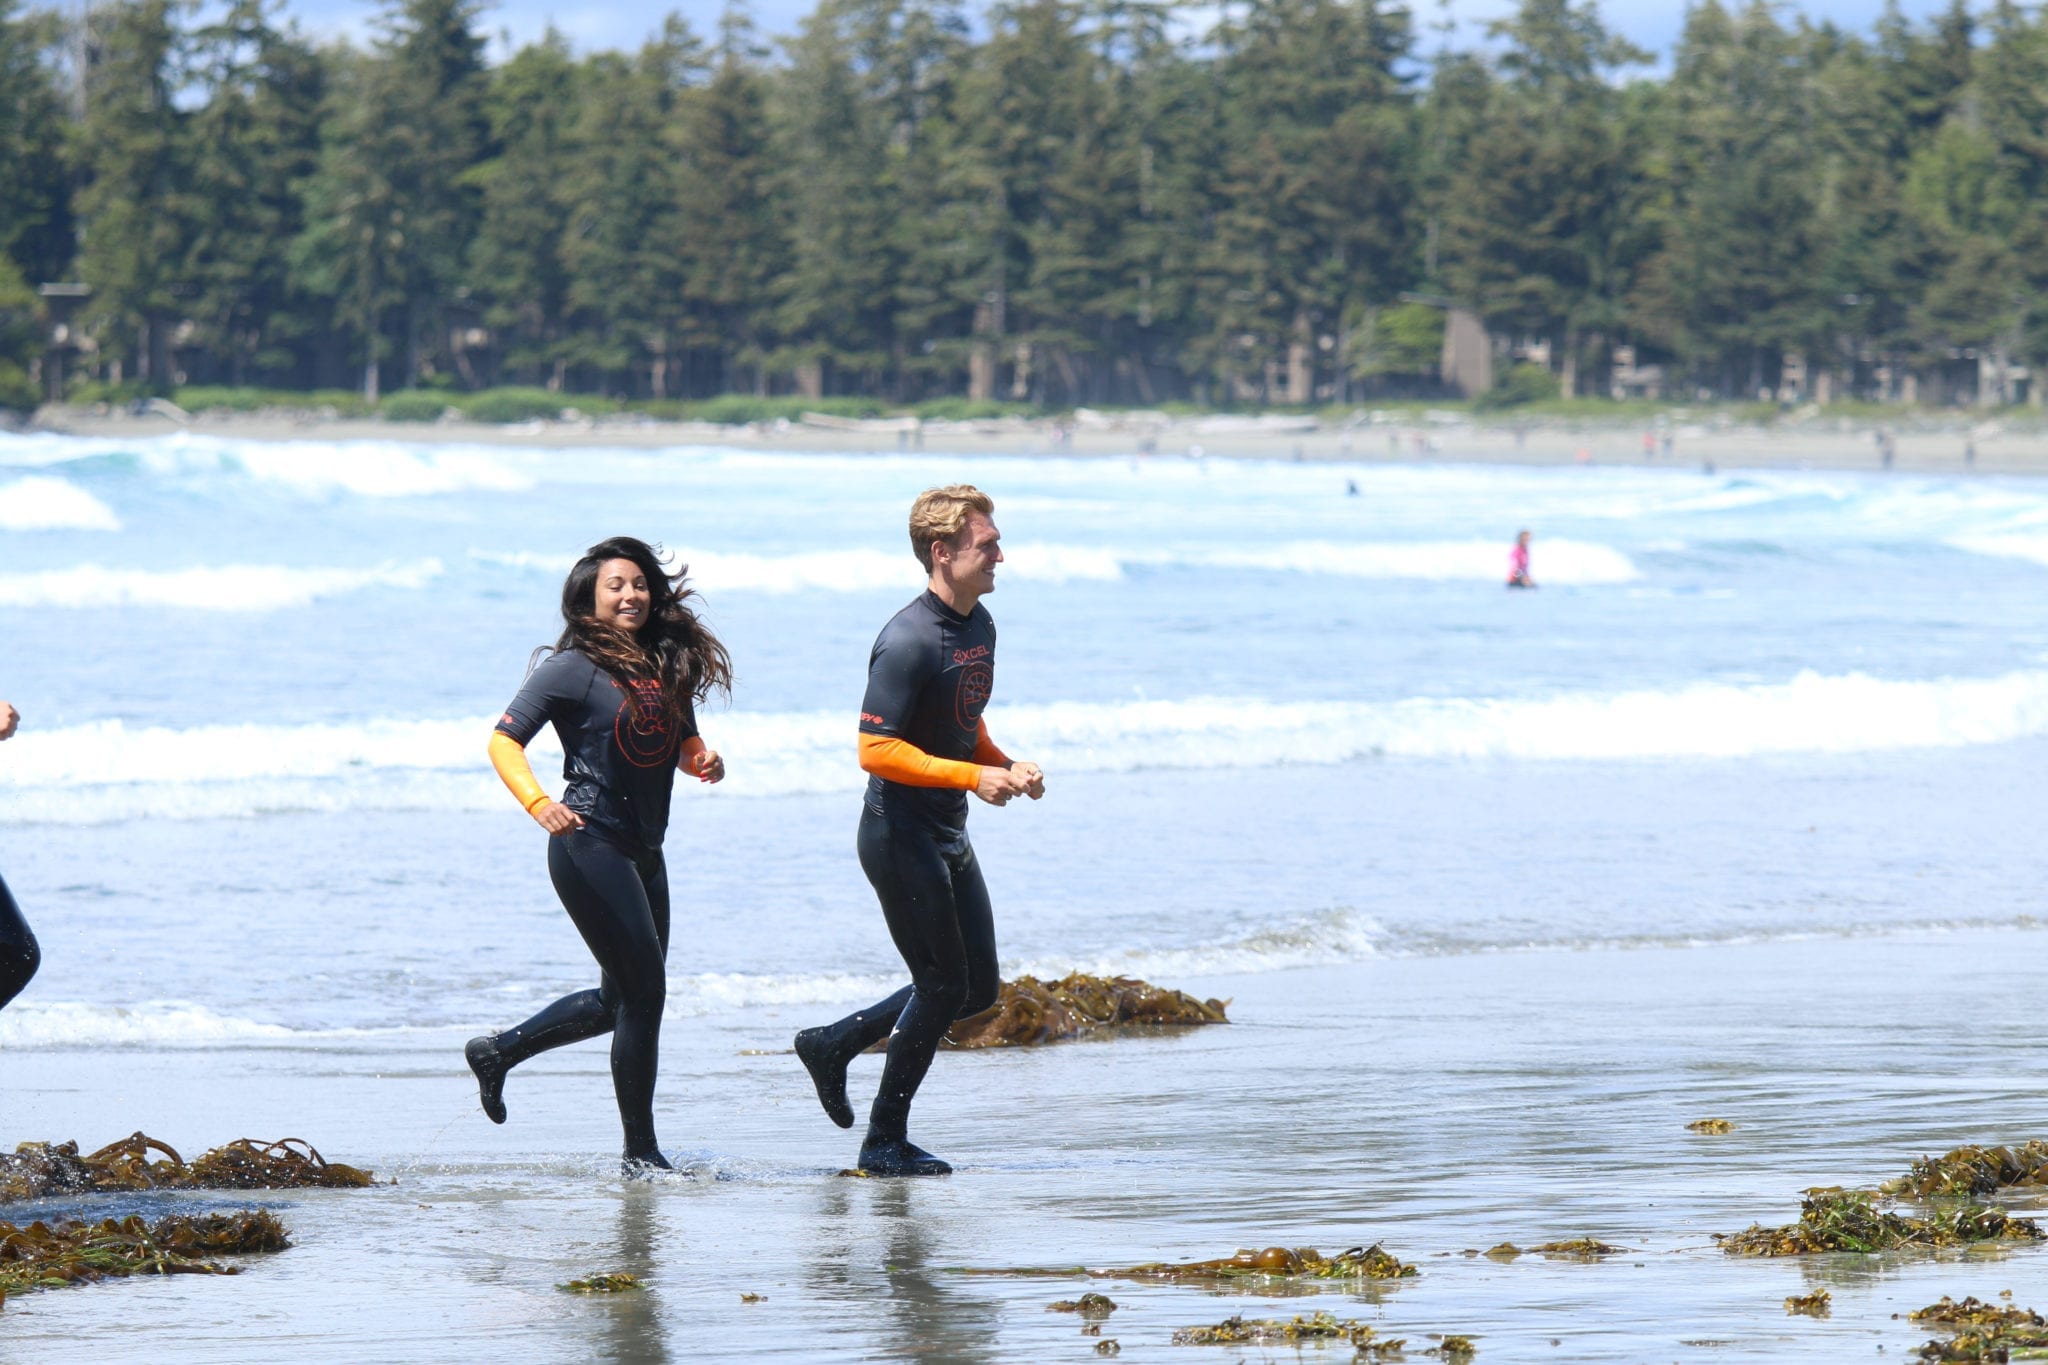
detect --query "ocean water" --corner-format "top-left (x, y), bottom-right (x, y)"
top-left (1, 433), bottom-right (2045, 1359)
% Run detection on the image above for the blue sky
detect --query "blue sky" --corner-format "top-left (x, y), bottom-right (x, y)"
top-left (284, 0), bottom-right (1957, 63)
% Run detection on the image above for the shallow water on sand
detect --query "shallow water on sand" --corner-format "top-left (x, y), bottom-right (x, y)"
top-left (3, 933), bottom-right (2045, 1361)
top-left (2, 436), bottom-right (2046, 1355)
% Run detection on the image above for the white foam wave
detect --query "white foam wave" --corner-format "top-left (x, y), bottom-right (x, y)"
top-left (0, 432), bottom-right (535, 496)
top-left (223, 443), bottom-right (535, 497)
top-left (1951, 533), bottom-right (2048, 570)
top-left (8, 668), bottom-right (2048, 823)
top-left (477, 537), bottom-right (1635, 592)
top-left (0, 558), bottom-right (442, 610)
top-left (0, 1000), bottom-right (302, 1049)
top-left (1015, 908), bottom-right (1384, 981)
top-left (0, 476), bottom-right (121, 531)
top-left (1161, 538), bottom-right (1637, 585)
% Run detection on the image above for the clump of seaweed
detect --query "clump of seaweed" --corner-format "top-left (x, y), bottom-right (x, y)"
top-left (1094, 1342), bottom-right (1120, 1356)
top-left (1885, 1142), bottom-right (2048, 1200)
top-left (940, 973), bottom-right (1229, 1049)
top-left (1050, 1292), bottom-right (1118, 1317)
top-left (1171, 1310), bottom-right (1387, 1346)
top-left (1910, 1297), bottom-right (2046, 1331)
top-left (1910, 1299), bottom-right (2048, 1363)
top-left (1718, 1188), bottom-right (2043, 1256)
top-left (1688, 1119), bottom-right (1734, 1134)
top-left (1, 1134), bottom-right (374, 1201)
top-left (1483, 1243), bottom-right (1521, 1261)
top-left (1784, 1288), bottom-right (1831, 1316)
top-left (0, 1210), bottom-right (288, 1300)
top-left (559, 1273), bottom-right (640, 1293)
top-left (1430, 1335), bottom-right (1477, 1360)
top-left (1528, 1239), bottom-right (1629, 1259)
top-left (1101, 1243), bottom-right (1417, 1283)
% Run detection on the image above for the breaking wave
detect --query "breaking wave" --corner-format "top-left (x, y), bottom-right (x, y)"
top-left (0, 559), bottom-right (443, 610)
top-left (0, 476), bottom-right (121, 532)
top-left (476, 537), bottom-right (1637, 592)
top-left (9, 667), bottom-right (2047, 823)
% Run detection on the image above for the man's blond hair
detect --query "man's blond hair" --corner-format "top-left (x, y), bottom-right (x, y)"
top-left (908, 484), bottom-right (995, 570)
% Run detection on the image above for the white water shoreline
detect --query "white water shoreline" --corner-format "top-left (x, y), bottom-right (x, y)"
top-left (22, 404), bottom-right (2048, 475)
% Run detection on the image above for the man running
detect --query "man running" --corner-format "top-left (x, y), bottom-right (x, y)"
top-left (0, 698), bottom-right (39, 1012)
top-left (794, 485), bottom-right (1044, 1176)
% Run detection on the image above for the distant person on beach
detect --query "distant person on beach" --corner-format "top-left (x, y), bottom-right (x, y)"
top-left (1507, 530), bottom-right (1536, 589)
top-left (793, 485), bottom-right (1044, 1177)
top-left (466, 537), bottom-right (731, 1174)
top-left (0, 699), bottom-right (39, 1013)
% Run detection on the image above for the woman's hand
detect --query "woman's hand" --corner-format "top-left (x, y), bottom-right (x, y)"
top-left (533, 799), bottom-right (585, 834)
top-left (691, 748), bottom-right (725, 784)
top-left (0, 701), bottom-right (16, 741)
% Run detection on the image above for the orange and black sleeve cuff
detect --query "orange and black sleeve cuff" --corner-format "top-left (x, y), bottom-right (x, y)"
top-left (858, 733), bottom-right (981, 790)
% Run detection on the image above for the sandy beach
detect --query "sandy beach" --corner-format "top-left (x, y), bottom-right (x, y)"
top-left (22, 403), bottom-right (2048, 475)
top-left (4, 426), bottom-right (2046, 1359)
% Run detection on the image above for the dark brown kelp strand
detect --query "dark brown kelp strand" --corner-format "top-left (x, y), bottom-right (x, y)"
top-left (1, 1134), bottom-right (374, 1201)
top-left (1717, 1188), bottom-right (2043, 1256)
top-left (0, 1211), bottom-right (289, 1300)
top-left (1911, 1296), bottom-right (2048, 1362)
top-left (937, 973), bottom-right (1229, 1050)
top-left (1884, 1142), bottom-right (2048, 1199)
top-left (1098, 1243), bottom-right (1417, 1283)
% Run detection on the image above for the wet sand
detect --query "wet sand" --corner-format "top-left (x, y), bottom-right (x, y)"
top-left (25, 405), bottom-right (2048, 475)
top-left (4, 929), bottom-right (2044, 1361)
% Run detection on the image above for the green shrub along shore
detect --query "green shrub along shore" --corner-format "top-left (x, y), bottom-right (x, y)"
top-left (31, 382), bottom-right (2044, 434)
top-left (49, 385), bottom-right (1044, 427)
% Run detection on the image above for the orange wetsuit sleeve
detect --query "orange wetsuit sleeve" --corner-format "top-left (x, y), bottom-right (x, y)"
top-left (858, 733), bottom-right (982, 790)
top-left (489, 731), bottom-right (553, 812)
top-left (971, 718), bottom-right (1011, 769)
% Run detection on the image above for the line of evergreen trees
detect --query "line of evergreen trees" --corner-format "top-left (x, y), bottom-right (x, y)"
top-left (2, 0), bottom-right (2045, 410)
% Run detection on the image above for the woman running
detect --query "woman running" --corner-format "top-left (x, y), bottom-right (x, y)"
top-left (466, 537), bottom-right (732, 1173)
top-left (0, 699), bottom-right (40, 1012)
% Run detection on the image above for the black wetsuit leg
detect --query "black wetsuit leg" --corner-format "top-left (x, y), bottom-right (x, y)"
top-left (488, 830), bottom-right (670, 1158)
top-left (858, 806), bottom-right (999, 1144)
top-left (0, 873), bottom-right (39, 1010)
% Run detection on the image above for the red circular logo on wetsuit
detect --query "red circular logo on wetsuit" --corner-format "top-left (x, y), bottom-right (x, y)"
top-left (614, 679), bottom-right (676, 768)
top-left (954, 661), bottom-right (993, 729)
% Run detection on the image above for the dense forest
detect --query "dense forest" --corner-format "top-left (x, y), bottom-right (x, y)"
top-left (1, 0), bottom-right (2044, 411)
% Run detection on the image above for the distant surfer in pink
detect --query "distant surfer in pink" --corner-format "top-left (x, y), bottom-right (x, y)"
top-left (1507, 530), bottom-right (1535, 589)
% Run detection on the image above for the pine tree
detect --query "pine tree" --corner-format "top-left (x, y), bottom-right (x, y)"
top-left (469, 29), bottom-right (581, 387)
top-left (183, 0), bottom-right (324, 385)
top-left (0, 0), bottom-right (74, 285)
top-left (73, 0), bottom-right (195, 387)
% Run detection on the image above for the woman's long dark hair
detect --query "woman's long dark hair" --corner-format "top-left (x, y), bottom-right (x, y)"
top-left (544, 536), bottom-right (733, 731)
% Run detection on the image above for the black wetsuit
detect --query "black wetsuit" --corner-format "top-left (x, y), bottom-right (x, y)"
top-left (0, 873), bottom-right (38, 1011)
top-left (484, 649), bottom-right (696, 1159)
top-left (808, 592), bottom-right (1003, 1151)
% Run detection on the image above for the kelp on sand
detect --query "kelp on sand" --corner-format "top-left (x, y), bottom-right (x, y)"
top-left (0, 1210), bottom-right (289, 1303)
top-left (1718, 1188), bottom-right (2043, 1256)
top-left (955, 1243), bottom-right (1417, 1287)
top-left (1885, 1143), bottom-right (2048, 1200)
top-left (1, 1133), bottom-right (375, 1201)
top-left (939, 973), bottom-right (1228, 1049)
top-left (1910, 1296), bottom-right (2048, 1362)
top-left (1172, 1310), bottom-right (1406, 1354)
top-left (1100, 1244), bottom-right (1418, 1284)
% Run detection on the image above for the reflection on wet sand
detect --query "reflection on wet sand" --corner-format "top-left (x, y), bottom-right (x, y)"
top-left (595, 1186), bottom-right (670, 1365)
top-left (809, 1181), bottom-right (1001, 1364)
